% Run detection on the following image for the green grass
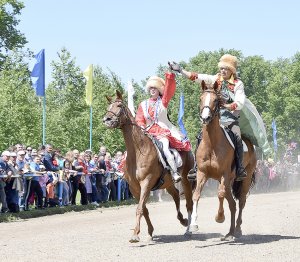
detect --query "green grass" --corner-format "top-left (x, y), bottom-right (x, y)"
top-left (0, 199), bottom-right (138, 223)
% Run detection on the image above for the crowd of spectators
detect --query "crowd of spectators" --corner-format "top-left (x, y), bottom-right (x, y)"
top-left (1, 142), bottom-right (299, 214)
top-left (253, 143), bottom-right (300, 193)
top-left (186, 142), bottom-right (300, 197)
top-left (0, 143), bottom-right (132, 213)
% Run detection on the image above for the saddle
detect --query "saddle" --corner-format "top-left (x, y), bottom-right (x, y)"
top-left (220, 125), bottom-right (248, 152)
top-left (150, 136), bottom-right (182, 169)
top-left (148, 135), bottom-right (183, 190)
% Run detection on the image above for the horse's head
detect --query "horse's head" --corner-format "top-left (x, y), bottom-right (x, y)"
top-left (103, 90), bottom-right (129, 128)
top-left (199, 81), bottom-right (221, 125)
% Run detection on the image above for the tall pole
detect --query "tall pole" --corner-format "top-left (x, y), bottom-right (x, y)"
top-left (89, 105), bottom-right (93, 150)
top-left (42, 50), bottom-right (46, 146)
top-left (42, 96), bottom-right (46, 145)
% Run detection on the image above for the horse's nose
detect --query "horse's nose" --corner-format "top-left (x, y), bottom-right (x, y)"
top-left (201, 116), bottom-right (211, 125)
top-left (103, 116), bottom-right (111, 123)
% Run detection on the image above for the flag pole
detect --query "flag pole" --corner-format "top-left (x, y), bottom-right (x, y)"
top-left (42, 96), bottom-right (46, 145)
top-left (89, 105), bottom-right (93, 150)
top-left (42, 50), bottom-right (46, 145)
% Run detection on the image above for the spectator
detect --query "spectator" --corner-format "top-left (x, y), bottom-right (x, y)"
top-left (0, 151), bottom-right (12, 213)
top-left (25, 156), bottom-right (44, 210)
top-left (63, 151), bottom-right (75, 204)
top-left (84, 153), bottom-right (99, 206)
top-left (25, 146), bottom-right (33, 163)
top-left (16, 150), bottom-right (26, 172)
top-left (43, 144), bottom-right (60, 172)
top-left (89, 154), bottom-right (102, 203)
top-left (6, 152), bottom-right (22, 212)
top-left (71, 150), bottom-right (87, 205)
top-left (99, 146), bottom-right (107, 157)
top-left (15, 144), bottom-right (23, 152)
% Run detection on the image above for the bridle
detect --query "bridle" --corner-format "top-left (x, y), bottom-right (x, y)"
top-left (105, 99), bottom-right (144, 130)
top-left (105, 100), bottom-right (129, 128)
top-left (104, 99), bottom-right (149, 155)
top-left (199, 89), bottom-right (220, 124)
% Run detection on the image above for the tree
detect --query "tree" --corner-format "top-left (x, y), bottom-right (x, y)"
top-left (0, 0), bottom-right (27, 66)
top-left (46, 47), bottom-right (88, 151)
top-left (0, 49), bottom-right (40, 150)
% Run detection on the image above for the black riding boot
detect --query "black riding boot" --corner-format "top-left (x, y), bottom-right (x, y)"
top-left (187, 131), bottom-right (202, 180)
top-left (235, 136), bottom-right (247, 181)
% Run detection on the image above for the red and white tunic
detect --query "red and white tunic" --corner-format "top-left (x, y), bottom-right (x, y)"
top-left (135, 73), bottom-right (191, 151)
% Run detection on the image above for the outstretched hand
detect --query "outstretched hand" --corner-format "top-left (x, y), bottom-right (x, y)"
top-left (168, 61), bottom-right (182, 73)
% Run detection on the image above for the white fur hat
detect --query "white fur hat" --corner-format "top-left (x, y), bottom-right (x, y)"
top-left (218, 54), bottom-right (238, 74)
top-left (146, 76), bottom-right (165, 95)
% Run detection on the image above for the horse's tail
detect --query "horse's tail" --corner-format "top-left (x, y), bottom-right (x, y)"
top-left (232, 181), bottom-right (242, 200)
top-left (250, 169), bottom-right (256, 189)
top-left (232, 169), bottom-right (256, 200)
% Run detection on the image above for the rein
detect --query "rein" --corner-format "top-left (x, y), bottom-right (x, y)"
top-left (106, 100), bottom-right (138, 127)
top-left (105, 100), bottom-right (148, 155)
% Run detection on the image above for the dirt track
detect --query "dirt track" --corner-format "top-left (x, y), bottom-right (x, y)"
top-left (0, 190), bottom-right (299, 262)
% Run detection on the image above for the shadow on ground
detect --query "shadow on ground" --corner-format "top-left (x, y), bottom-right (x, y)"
top-left (129, 233), bottom-right (300, 248)
top-left (195, 234), bottom-right (300, 248)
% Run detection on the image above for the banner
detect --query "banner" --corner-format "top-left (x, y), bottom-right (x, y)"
top-left (83, 64), bottom-right (93, 106)
top-left (271, 119), bottom-right (278, 152)
top-left (31, 49), bottom-right (45, 96)
top-left (177, 92), bottom-right (187, 137)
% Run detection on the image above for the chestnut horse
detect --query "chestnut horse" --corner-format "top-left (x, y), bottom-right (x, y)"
top-left (103, 90), bottom-right (194, 243)
top-left (188, 81), bottom-right (257, 240)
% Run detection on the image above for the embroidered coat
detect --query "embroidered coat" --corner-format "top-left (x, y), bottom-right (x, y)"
top-left (135, 73), bottom-right (191, 151)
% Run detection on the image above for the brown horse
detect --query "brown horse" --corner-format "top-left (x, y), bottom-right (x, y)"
top-left (188, 81), bottom-right (257, 240)
top-left (103, 90), bottom-right (195, 242)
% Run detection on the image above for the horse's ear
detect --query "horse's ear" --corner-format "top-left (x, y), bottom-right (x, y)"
top-left (106, 95), bottom-right (112, 103)
top-left (116, 90), bottom-right (123, 100)
top-left (213, 81), bottom-right (218, 91)
top-left (201, 80), bottom-right (207, 91)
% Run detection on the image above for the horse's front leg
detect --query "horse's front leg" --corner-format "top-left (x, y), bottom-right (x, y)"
top-left (215, 176), bottom-right (226, 223)
top-left (188, 170), bottom-right (207, 234)
top-left (129, 182), bottom-right (151, 243)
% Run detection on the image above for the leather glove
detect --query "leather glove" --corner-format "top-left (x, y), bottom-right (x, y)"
top-left (168, 61), bottom-right (182, 73)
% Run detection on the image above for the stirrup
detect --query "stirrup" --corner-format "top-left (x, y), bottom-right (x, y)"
top-left (235, 168), bottom-right (247, 181)
top-left (172, 172), bottom-right (181, 183)
top-left (187, 167), bottom-right (197, 180)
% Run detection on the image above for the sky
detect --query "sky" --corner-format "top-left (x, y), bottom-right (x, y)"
top-left (18, 0), bottom-right (300, 86)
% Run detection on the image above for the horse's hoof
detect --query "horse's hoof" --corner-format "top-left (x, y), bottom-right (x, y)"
top-left (181, 218), bottom-right (188, 227)
top-left (189, 224), bottom-right (199, 232)
top-left (184, 231), bottom-right (192, 238)
top-left (129, 235), bottom-right (140, 243)
top-left (215, 214), bottom-right (225, 223)
top-left (220, 234), bottom-right (234, 241)
top-left (146, 235), bottom-right (153, 242)
top-left (235, 229), bottom-right (242, 238)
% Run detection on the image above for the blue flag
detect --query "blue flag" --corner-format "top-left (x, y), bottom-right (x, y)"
top-left (178, 92), bottom-right (187, 138)
top-left (271, 119), bottom-right (278, 152)
top-left (31, 49), bottom-right (45, 96)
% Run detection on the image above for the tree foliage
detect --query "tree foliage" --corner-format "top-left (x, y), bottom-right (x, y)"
top-left (0, 44), bottom-right (299, 160)
top-left (0, 0), bottom-right (27, 66)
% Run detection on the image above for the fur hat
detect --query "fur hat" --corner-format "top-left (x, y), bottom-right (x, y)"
top-left (218, 54), bottom-right (238, 74)
top-left (146, 76), bottom-right (165, 95)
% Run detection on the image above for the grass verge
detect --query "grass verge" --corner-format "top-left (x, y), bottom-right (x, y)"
top-left (0, 199), bottom-right (138, 223)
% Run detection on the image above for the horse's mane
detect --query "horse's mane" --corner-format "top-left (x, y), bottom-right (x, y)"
top-left (118, 99), bottom-right (155, 153)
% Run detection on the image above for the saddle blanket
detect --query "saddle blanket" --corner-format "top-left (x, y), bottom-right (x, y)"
top-left (220, 125), bottom-right (248, 152)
